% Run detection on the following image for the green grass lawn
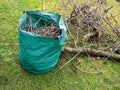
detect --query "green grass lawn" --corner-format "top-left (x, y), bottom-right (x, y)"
top-left (0, 0), bottom-right (120, 90)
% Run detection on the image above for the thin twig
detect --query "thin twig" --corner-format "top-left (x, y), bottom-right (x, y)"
top-left (53, 49), bottom-right (83, 74)
top-left (29, 16), bottom-right (32, 32)
top-left (33, 18), bottom-right (41, 29)
top-left (75, 66), bottom-right (104, 74)
top-left (53, 41), bottom-right (88, 75)
top-left (102, 44), bottom-right (120, 63)
top-left (103, 16), bottom-right (120, 39)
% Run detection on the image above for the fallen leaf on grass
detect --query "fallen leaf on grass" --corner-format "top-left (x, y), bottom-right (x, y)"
top-left (90, 57), bottom-right (97, 61)
top-left (62, 47), bottom-right (65, 52)
top-left (88, 57), bottom-right (97, 62)
top-left (98, 31), bottom-right (103, 37)
top-left (76, 58), bottom-right (84, 63)
top-left (71, 66), bottom-right (78, 74)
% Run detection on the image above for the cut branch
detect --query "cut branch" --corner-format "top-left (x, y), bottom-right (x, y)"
top-left (103, 16), bottom-right (120, 39)
top-left (64, 47), bottom-right (120, 62)
top-left (82, 32), bottom-right (97, 42)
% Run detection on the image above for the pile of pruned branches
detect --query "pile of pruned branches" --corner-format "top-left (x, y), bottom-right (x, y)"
top-left (53, 0), bottom-right (120, 85)
top-left (61, 0), bottom-right (120, 62)
top-left (21, 17), bottom-right (61, 38)
top-left (26, 22), bottom-right (61, 37)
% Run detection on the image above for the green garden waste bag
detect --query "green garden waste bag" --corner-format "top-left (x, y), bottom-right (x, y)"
top-left (18, 11), bottom-right (67, 74)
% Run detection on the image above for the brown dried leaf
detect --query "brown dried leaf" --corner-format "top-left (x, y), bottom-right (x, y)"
top-left (76, 58), bottom-right (84, 63)
top-left (71, 66), bottom-right (78, 74)
top-left (98, 31), bottom-right (103, 37)
top-left (90, 57), bottom-right (97, 61)
top-left (62, 47), bottom-right (65, 52)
